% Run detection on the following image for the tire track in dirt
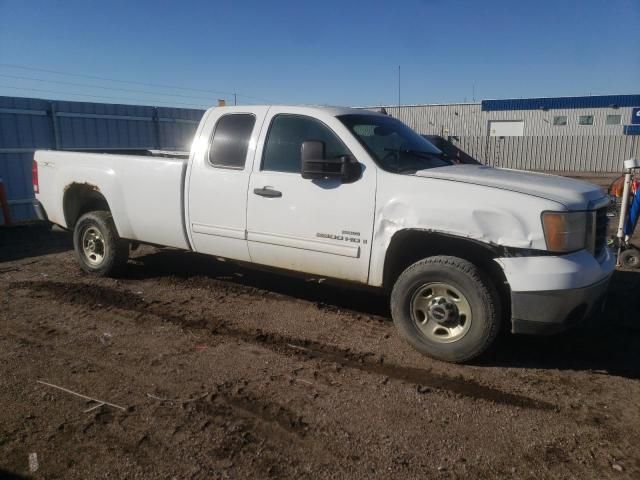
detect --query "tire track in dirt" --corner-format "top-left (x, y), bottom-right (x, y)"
top-left (8, 280), bottom-right (555, 411)
top-left (152, 382), bottom-right (309, 439)
top-left (2, 291), bottom-right (332, 475)
top-left (143, 382), bottom-right (320, 472)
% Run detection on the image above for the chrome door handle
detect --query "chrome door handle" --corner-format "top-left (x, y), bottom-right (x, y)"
top-left (253, 187), bottom-right (282, 198)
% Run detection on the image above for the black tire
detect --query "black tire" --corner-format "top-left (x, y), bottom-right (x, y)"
top-left (619, 248), bottom-right (640, 269)
top-left (390, 256), bottom-right (500, 363)
top-left (73, 211), bottom-right (129, 276)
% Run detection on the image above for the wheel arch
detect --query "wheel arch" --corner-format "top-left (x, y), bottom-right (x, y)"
top-left (382, 229), bottom-right (511, 320)
top-left (63, 183), bottom-right (111, 230)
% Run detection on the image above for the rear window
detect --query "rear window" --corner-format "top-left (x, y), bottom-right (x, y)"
top-left (208, 114), bottom-right (256, 169)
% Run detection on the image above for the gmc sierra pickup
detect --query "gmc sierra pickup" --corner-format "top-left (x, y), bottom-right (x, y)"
top-left (33, 105), bottom-right (615, 362)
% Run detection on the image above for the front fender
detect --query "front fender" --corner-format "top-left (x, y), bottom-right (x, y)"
top-left (368, 174), bottom-right (562, 286)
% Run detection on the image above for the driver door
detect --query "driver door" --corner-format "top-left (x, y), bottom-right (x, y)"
top-left (246, 109), bottom-right (376, 283)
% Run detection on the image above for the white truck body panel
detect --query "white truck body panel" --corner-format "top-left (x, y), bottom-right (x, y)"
top-left (367, 171), bottom-right (565, 287)
top-left (185, 106), bottom-right (269, 262)
top-left (34, 150), bottom-right (189, 250)
top-left (497, 249), bottom-right (616, 292)
top-left (414, 165), bottom-right (606, 210)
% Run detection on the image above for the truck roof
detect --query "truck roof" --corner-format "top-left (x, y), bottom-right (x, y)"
top-left (208, 105), bottom-right (384, 117)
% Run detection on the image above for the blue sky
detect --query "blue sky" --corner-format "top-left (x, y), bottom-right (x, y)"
top-left (0, 0), bottom-right (638, 108)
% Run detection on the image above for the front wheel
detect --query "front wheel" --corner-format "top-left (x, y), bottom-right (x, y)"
top-left (390, 256), bottom-right (501, 363)
top-left (73, 211), bottom-right (129, 276)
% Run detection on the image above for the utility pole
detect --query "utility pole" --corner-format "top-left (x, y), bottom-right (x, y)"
top-left (397, 65), bottom-right (401, 112)
top-left (234, 93), bottom-right (237, 106)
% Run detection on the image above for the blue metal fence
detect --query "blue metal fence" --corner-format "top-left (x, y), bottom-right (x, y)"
top-left (0, 96), bottom-right (205, 222)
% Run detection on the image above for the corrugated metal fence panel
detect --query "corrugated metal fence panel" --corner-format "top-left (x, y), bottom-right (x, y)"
top-left (0, 97), bottom-right (55, 222)
top-left (157, 107), bottom-right (204, 150)
top-left (0, 152), bottom-right (36, 221)
top-left (54, 101), bottom-right (158, 149)
top-left (451, 135), bottom-right (639, 172)
top-left (0, 95), bottom-right (205, 223)
top-left (0, 97), bottom-right (54, 148)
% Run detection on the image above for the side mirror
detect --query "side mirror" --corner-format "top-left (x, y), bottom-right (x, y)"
top-left (300, 140), bottom-right (361, 182)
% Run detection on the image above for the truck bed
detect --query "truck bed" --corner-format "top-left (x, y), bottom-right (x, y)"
top-left (35, 150), bottom-right (190, 250)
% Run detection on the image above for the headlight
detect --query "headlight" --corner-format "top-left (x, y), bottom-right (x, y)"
top-left (541, 211), bottom-right (588, 252)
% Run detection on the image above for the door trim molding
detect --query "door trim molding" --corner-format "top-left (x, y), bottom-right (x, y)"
top-left (192, 223), bottom-right (246, 240)
top-left (247, 230), bottom-right (360, 258)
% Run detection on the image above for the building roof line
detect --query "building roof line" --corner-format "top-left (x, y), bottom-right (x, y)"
top-left (358, 102), bottom-right (481, 108)
top-left (359, 94), bottom-right (640, 111)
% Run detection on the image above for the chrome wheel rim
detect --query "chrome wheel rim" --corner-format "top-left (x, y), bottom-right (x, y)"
top-left (410, 282), bottom-right (472, 343)
top-left (81, 226), bottom-right (106, 266)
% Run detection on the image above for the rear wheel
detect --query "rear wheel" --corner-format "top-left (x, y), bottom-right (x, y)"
top-left (390, 256), bottom-right (500, 363)
top-left (73, 211), bottom-right (129, 276)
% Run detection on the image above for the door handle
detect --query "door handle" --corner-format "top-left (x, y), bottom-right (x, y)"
top-left (253, 187), bottom-right (282, 198)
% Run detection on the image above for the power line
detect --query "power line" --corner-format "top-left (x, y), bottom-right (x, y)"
top-left (0, 63), bottom-right (233, 96)
top-left (0, 84), bottom-right (210, 109)
top-left (0, 73), bottom-right (219, 102)
top-left (0, 63), bottom-right (276, 103)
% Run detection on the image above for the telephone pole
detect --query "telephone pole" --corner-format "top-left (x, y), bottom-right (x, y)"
top-left (397, 65), bottom-right (401, 111)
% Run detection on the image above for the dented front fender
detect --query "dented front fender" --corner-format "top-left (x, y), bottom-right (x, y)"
top-left (367, 173), bottom-right (564, 286)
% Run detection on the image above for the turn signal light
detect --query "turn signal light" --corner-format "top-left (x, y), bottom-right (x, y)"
top-left (541, 212), bottom-right (587, 252)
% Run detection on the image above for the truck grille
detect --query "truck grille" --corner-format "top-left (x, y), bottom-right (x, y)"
top-left (594, 207), bottom-right (608, 258)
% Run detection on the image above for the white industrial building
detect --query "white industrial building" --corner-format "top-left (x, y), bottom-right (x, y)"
top-left (374, 95), bottom-right (640, 172)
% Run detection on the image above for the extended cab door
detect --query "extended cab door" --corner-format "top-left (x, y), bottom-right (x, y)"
top-left (246, 108), bottom-right (376, 283)
top-left (186, 107), bottom-right (268, 261)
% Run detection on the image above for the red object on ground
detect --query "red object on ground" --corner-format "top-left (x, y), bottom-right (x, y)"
top-left (0, 179), bottom-right (11, 226)
top-left (611, 176), bottom-right (640, 197)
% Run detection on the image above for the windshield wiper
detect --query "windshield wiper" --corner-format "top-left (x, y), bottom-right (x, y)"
top-left (382, 148), bottom-right (452, 173)
top-left (384, 147), bottom-right (442, 159)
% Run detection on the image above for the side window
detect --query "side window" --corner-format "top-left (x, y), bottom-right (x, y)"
top-left (553, 115), bottom-right (567, 126)
top-left (208, 114), bottom-right (256, 169)
top-left (606, 114), bottom-right (621, 125)
top-left (262, 114), bottom-right (351, 173)
top-left (578, 115), bottom-right (594, 126)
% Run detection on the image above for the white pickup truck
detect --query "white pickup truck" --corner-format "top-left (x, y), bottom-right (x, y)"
top-left (33, 105), bottom-right (615, 362)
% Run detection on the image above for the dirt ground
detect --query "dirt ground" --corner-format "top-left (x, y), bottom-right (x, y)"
top-left (1, 222), bottom-right (639, 480)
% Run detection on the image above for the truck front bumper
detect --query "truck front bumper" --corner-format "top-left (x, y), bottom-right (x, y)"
top-left (496, 249), bottom-right (616, 335)
top-left (510, 276), bottom-right (610, 334)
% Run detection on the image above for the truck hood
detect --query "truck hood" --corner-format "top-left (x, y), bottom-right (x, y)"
top-left (414, 165), bottom-right (607, 210)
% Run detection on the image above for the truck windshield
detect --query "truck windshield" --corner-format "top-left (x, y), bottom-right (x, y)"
top-left (337, 114), bottom-right (452, 173)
